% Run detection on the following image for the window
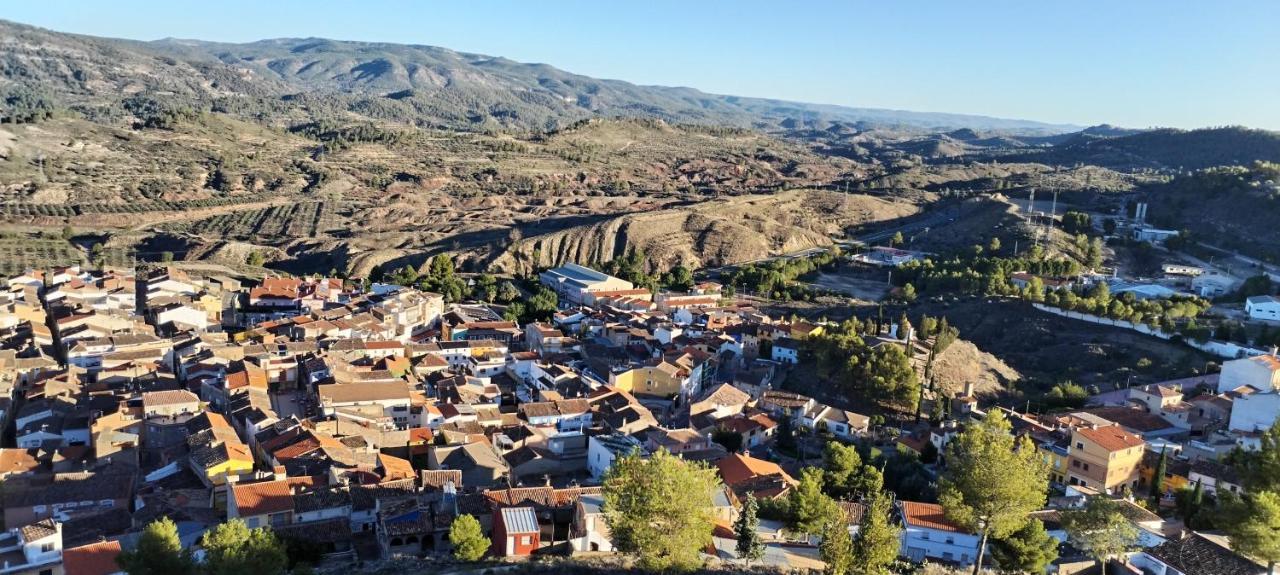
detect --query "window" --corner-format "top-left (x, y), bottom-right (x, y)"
top-left (520, 535), bottom-right (531, 545)
top-left (41, 543), bottom-right (54, 552)
top-left (946, 536), bottom-right (955, 545)
top-left (1076, 442), bottom-right (1084, 450)
top-left (920, 532), bottom-right (930, 540)
top-left (1083, 463), bottom-right (1090, 471)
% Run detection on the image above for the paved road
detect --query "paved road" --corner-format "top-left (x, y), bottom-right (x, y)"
top-left (854, 201), bottom-right (966, 246)
top-left (1194, 242), bottom-right (1280, 280)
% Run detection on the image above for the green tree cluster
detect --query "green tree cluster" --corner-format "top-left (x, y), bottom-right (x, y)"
top-left (2, 85), bottom-right (57, 124)
top-left (1218, 421), bottom-right (1280, 574)
top-left (989, 519), bottom-right (1059, 574)
top-left (1061, 498), bottom-right (1139, 575)
top-left (418, 254), bottom-right (467, 302)
top-left (939, 410), bottom-right (1051, 574)
top-left (602, 448), bottom-right (721, 572)
top-left (1062, 210), bottom-right (1092, 235)
top-left (723, 250), bottom-right (840, 301)
top-left (804, 319), bottom-right (921, 411)
top-left (200, 519), bottom-right (288, 575)
top-left (118, 517), bottom-right (292, 575)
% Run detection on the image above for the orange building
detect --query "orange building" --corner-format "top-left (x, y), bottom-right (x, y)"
top-left (1067, 425), bottom-right (1146, 494)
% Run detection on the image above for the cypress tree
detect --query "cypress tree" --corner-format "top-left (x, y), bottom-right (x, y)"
top-left (1150, 448), bottom-right (1167, 509)
top-left (734, 493), bottom-right (766, 565)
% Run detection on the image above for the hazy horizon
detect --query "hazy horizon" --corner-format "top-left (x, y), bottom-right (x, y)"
top-left (5, 0), bottom-right (1279, 131)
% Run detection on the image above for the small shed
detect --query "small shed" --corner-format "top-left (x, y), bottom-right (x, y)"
top-left (493, 506), bottom-right (540, 556)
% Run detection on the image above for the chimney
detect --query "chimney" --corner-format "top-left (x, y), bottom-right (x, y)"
top-left (1271, 346), bottom-right (1278, 358)
top-left (963, 381), bottom-right (975, 398)
top-left (889, 323), bottom-right (899, 339)
top-left (272, 465), bottom-right (287, 481)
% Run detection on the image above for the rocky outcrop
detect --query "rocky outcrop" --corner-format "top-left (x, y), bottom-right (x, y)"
top-left (490, 189), bottom-right (919, 272)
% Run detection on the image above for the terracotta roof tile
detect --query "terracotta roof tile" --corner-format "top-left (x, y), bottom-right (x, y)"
top-left (63, 540), bottom-right (123, 575)
top-left (900, 501), bottom-right (967, 533)
top-left (1076, 425), bottom-right (1146, 452)
top-left (232, 479), bottom-right (295, 517)
top-left (715, 453), bottom-right (795, 487)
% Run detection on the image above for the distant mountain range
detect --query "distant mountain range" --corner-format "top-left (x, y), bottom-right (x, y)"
top-left (0, 19), bottom-right (1079, 134)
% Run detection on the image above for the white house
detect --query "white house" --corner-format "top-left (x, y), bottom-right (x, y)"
top-left (153, 302), bottom-right (210, 331)
top-left (0, 519), bottom-right (63, 575)
top-left (1217, 354), bottom-right (1280, 393)
top-left (571, 494), bottom-right (614, 553)
top-left (1229, 392), bottom-right (1280, 435)
top-left (802, 404), bottom-right (870, 440)
top-left (771, 337), bottom-right (800, 364)
top-left (1246, 295), bottom-right (1280, 321)
top-left (898, 501), bottom-right (982, 566)
top-left (587, 433), bottom-right (645, 481)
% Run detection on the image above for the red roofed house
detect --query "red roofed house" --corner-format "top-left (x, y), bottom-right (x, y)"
top-left (1068, 424), bottom-right (1146, 493)
top-left (492, 506), bottom-right (540, 557)
top-left (62, 539), bottom-right (124, 575)
top-left (228, 474), bottom-right (295, 528)
top-left (898, 501), bottom-right (981, 566)
top-left (715, 452), bottom-right (796, 500)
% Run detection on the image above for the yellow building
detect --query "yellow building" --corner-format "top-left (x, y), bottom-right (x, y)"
top-left (197, 293), bottom-right (224, 323)
top-left (187, 412), bottom-right (255, 487)
top-left (1036, 439), bottom-right (1071, 486)
top-left (1139, 450), bottom-right (1191, 498)
top-left (199, 443), bottom-right (256, 486)
top-left (609, 362), bottom-right (686, 398)
top-left (1067, 425), bottom-right (1146, 493)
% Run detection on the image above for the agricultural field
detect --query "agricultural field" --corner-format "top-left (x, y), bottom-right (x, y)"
top-left (176, 202), bottom-right (348, 241)
top-left (0, 238), bottom-right (84, 275)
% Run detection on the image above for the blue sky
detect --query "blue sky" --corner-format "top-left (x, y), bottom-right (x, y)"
top-left (6, 1), bottom-right (1278, 129)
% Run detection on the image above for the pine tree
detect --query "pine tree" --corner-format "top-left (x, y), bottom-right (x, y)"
top-left (939, 410), bottom-right (1050, 575)
top-left (989, 519), bottom-right (1059, 574)
top-left (200, 518), bottom-right (288, 575)
top-left (819, 512), bottom-right (854, 575)
top-left (1062, 498), bottom-right (1139, 575)
top-left (852, 490), bottom-right (901, 575)
top-left (735, 494), bottom-right (766, 565)
top-left (790, 467), bottom-right (840, 538)
top-left (1223, 490), bottom-right (1280, 575)
top-left (823, 441), bottom-right (863, 497)
top-left (448, 514), bottom-right (489, 561)
top-left (115, 517), bottom-right (195, 575)
top-left (603, 448), bottom-right (720, 572)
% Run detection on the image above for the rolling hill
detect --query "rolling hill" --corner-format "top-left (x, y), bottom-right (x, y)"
top-left (996, 126), bottom-right (1280, 170)
top-left (0, 19), bottom-right (1076, 133)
